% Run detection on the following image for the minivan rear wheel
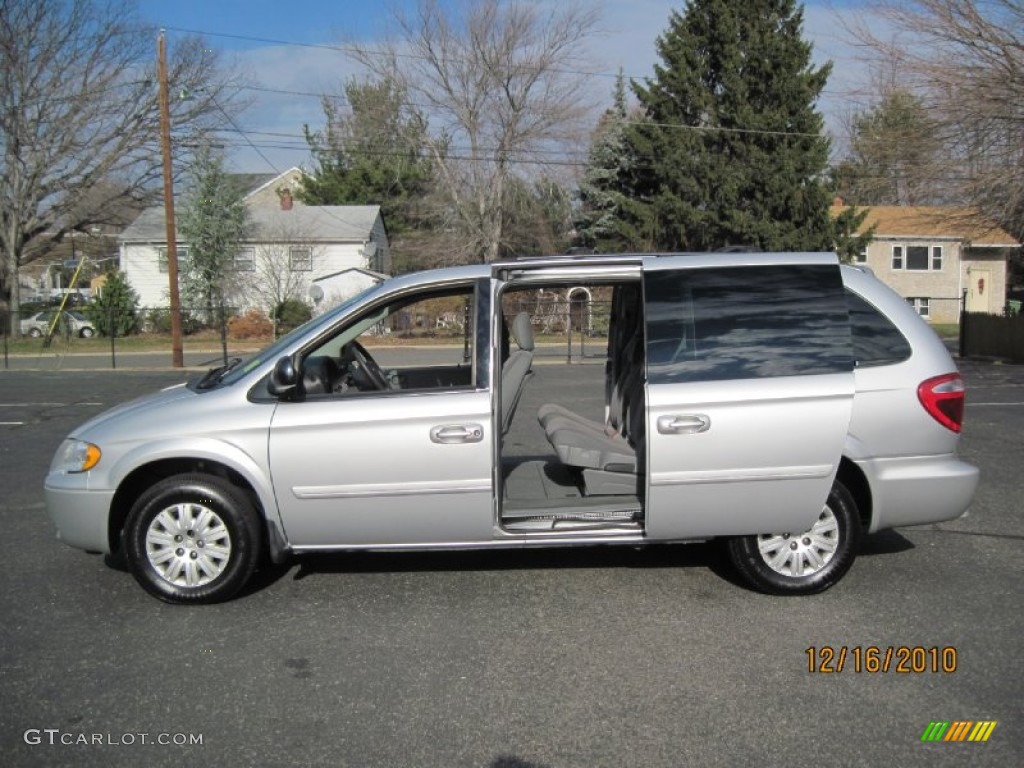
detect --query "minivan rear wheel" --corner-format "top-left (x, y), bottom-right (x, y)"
top-left (727, 480), bottom-right (860, 595)
top-left (123, 473), bottom-right (262, 604)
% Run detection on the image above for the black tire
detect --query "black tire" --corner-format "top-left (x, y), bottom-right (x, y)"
top-left (123, 473), bottom-right (262, 604)
top-left (80, 327), bottom-right (94, 338)
top-left (727, 480), bottom-right (861, 595)
top-left (28, 327), bottom-right (42, 338)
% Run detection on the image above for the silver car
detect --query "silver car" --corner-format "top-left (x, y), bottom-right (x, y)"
top-left (21, 309), bottom-right (95, 338)
top-left (44, 253), bottom-right (978, 603)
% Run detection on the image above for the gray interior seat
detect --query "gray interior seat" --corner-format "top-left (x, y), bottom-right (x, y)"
top-left (538, 284), bottom-right (641, 438)
top-left (500, 312), bottom-right (535, 435)
top-left (545, 372), bottom-right (644, 473)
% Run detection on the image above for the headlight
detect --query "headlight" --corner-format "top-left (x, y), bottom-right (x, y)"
top-left (52, 439), bottom-right (102, 473)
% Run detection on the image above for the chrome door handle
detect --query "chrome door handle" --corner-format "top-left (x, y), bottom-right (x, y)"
top-left (429, 424), bottom-right (484, 444)
top-left (657, 414), bottom-right (711, 434)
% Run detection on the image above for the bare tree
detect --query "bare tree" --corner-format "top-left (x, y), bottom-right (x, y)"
top-left (0, 0), bottom-right (240, 333)
top-left (236, 222), bottom-right (322, 319)
top-left (346, 0), bottom-right (600, 263)
top-left (849, 1), bottom-right (1024, 240)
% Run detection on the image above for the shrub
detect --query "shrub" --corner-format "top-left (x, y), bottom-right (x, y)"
top-left (272, 298), bottom-right (312, 331)
top-left (143, 307), bottom-right (204, 335)
top-left (228, 309), bottom-right (273, 339)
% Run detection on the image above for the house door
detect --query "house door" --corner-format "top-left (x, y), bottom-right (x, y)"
top-left (967, 269), bottom-right (990, 313)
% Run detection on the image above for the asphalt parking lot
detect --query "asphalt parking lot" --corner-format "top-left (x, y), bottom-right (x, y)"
top-left (0, 359), bottom-right (1021, 767)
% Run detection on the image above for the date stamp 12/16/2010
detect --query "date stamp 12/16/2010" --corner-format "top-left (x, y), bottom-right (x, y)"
top-left (806, 645), bottom-right (958, 674)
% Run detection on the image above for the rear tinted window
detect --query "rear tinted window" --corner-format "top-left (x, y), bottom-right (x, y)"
top-left (645, 264), bottom-right (853, 383)
top-left (846, 290), bottom-right (912, 367)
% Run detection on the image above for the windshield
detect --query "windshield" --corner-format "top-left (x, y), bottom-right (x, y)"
top-left (216, 285), bottom-right (382, 386)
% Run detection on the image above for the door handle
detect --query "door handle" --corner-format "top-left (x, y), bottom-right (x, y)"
top-left (429, 424), bottom-right (484, 444)
top-left (657, 414), bottom-right (711, 434)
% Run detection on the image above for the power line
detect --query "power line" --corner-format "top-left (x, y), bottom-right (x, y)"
top-left (161, 24), bottom-right (852, 97)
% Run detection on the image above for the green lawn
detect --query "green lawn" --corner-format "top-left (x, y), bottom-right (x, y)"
top-left (929, 323), bottom-right (960, 339)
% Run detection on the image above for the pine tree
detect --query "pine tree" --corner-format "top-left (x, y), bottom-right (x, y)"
top-left (297, 77), bottom-right (435, 236)
top-left (85, 270), bottom-right (140, 336)
top-left (621, 0), bottom-right (834, 251)
top-left (574, 71), bottom-right (652, 251)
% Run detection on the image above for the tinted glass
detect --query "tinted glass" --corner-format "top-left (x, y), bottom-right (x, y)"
top-left (646, 265), bottom-right (853, 383)
top-left (847, 290), bottom-right (911, 367)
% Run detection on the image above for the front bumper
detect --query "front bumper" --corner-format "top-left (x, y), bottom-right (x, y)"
top-left (859, 455), bottom-right (980, 533)
top-left (44, 474), bottom-right (115, 553)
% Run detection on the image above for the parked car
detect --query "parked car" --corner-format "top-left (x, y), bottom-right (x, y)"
top-left (21, 310), bottom-right (95, 338)
top-left (44, 253), bottom-right (978, 603)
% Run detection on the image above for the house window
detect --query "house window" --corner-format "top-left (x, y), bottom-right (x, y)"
top-left (855, 246), bottom-right (867, 264)
top-left (157, 246), bottom-right (188, 274)
top-left (907, 297), bottom-right (930, 318)
top-left (289, 247), bottom-right (312, 271)
top-left (234, 247), bottom-right (255, 272)
top-left (906, 246), bottom-right (930, 270)
top-left (891, 244), bottom-right (943, 271)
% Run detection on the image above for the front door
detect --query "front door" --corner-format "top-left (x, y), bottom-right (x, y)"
top-left (642, 255), bottom-right (855, 539)
top-left (967, 269), bottom-right (990, 313)
top-left (268, 280), bottom-right (495, 548)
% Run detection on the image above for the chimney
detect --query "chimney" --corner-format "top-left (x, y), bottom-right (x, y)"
top-left (279, 188), bottom-right (293, 211)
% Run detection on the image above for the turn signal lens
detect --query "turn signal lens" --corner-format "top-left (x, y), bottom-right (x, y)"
top-left (53, 439), bottom-right (102, 473)
top-left (917, 373), bottom-right (965, 433)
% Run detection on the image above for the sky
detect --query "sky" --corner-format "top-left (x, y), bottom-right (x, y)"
top-left (136, 0), bottom-right (880, 174)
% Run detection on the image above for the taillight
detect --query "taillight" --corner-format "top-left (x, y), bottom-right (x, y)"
top-left (917, 373), bottom-right (965, 433)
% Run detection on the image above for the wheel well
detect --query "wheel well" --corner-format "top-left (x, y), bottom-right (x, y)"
top-left (837, 456), bottom-right (872, 531)
top-left (108, 459), bottom-right (265, 554)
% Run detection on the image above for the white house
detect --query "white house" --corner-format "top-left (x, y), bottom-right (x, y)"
top-left (119, 168), bottom-right (391, 311)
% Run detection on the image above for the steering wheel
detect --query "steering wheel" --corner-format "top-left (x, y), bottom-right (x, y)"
top-left (342, 341), bottom-right (389, 390)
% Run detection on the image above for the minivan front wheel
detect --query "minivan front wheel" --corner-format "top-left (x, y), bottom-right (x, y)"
top-left (727, 480), bottom-right (860, 595)
top-left (123, 473), bottom-right (262, 604)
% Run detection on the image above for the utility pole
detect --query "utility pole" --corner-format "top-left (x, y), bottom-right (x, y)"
top-left (158, 29), bottom-right (184, 367)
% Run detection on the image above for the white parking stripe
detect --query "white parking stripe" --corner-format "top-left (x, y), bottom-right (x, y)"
top-left (0, 421), bottom-right (25, 426)
top-left (0, 403), bottom-right (66, 407)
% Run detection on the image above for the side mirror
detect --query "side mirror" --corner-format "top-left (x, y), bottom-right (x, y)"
top-left (267, 356), bottom-right (299, 399)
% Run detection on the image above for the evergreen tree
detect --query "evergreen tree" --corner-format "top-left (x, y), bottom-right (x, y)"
top-left (621, 0), bottom-right (834, 251)
top-left (835, 90), bottom-right (943, 206)
top-left (298, 77), bottom-right (435, 236)
top-left (178, 145), bottom-right (249, 320)
top-left (85, 270), bottom-right (140, 336)
top-left (574, 71), bottom-right (652, 251)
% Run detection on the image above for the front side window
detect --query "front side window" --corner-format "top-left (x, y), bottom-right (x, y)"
top-left (298, 284), bottom-right (479, 397)
top-left (645, 264), bottom-right (853, 383)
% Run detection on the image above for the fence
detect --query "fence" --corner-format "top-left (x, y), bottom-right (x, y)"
top-left (961, 311), bottom-right (1024, 363)
top-left (2, 297), bottom-right (615, 370)
top-left (1, 305), bottom-right (257, 370)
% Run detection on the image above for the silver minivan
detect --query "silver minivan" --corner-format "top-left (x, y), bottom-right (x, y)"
top-left (44, 253), bottom-right (979, 602)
